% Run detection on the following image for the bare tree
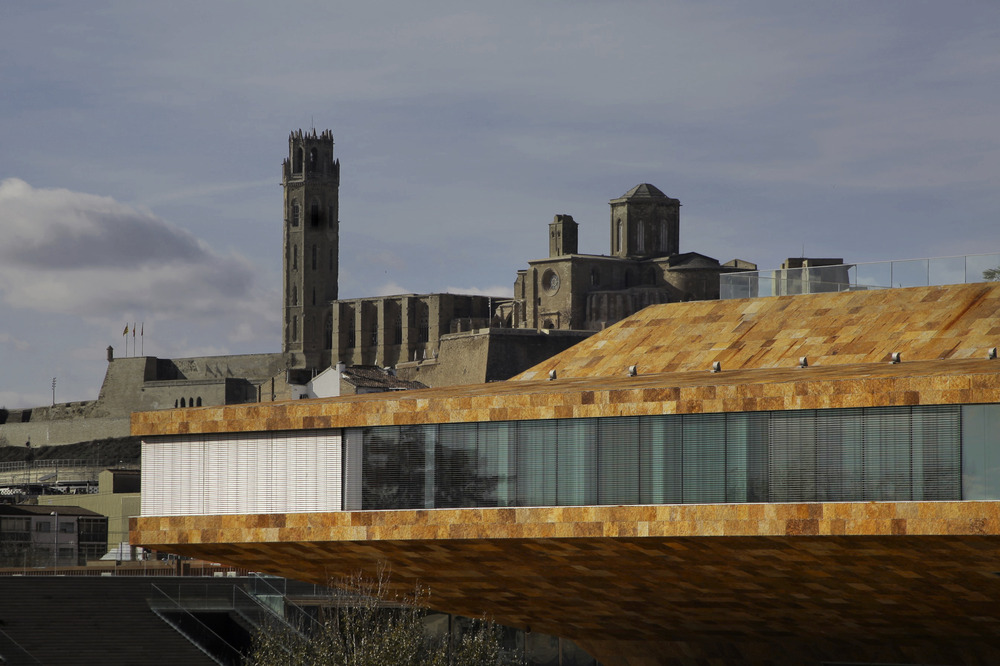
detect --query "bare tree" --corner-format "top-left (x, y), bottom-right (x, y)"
top-left (244, 570), bottom-right (514, 666)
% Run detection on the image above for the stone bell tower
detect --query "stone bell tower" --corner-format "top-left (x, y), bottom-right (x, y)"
top-left (282, 129), bottom-right (340, 371)
top-left (609, 183), bottom-right (680, 259)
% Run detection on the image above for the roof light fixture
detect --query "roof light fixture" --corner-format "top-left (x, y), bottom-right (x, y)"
top-left (628, 365), bottom-right (637, 377)
top-left (890, 352), bottom-right (901, 364)
top-left (989, 347), bottom-right (998, 360)
top-left (798, 357), bottom-right (808, 368)
top-left (548, 369), bottom-right (557, 380)
top-left (710, 361), bottom-right (721, 373)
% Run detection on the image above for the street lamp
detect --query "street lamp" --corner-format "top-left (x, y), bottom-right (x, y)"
top-left (50, 511), bottom-right (58, 570)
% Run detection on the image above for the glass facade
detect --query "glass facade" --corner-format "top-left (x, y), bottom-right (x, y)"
top-left (361, 405), bottom-right (969, 510)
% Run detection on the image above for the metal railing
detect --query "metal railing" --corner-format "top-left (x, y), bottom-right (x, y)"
top-left (720, 252), bottom-right (1000, 300)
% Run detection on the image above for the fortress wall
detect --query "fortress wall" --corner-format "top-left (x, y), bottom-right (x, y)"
top-left (0, 415), bottom-right (131, 448)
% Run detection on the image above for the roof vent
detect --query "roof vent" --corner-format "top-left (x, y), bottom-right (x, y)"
top-left (890, 352), bottom-right (901, 364)
top-left (989, 347), bottom-right (998, 360)
top-left (798, 356), bottom-right (808, 368)
top-left (710, 361), bottom-right (721, 373)
top-left (548, 369), bottom-right (557, 380)
top-left (628, 365), bottom-right (637, 377)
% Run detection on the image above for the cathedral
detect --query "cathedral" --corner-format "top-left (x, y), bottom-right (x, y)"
top-left (1, 129), bottom-right (755, 447)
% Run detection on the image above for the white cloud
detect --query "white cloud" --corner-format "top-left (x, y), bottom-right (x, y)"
top-left (0, 178), bottom-right (274, 325)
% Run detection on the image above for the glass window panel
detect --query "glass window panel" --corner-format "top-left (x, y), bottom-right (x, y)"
top-left (480, 422), bottom-right (515, 507)
top-left (769, 411), bottom-right (817, 502)
top-left (437, 423), bottom-right (481, 508)
top-left (912, 406), bottom-right (960, 500)
top-left (815, 408), bottom-right (863, 501)
top-left (362, 425), bottom-right (430, 510)
top-left (640, 415), bottom-right (682, 504)
top-left (598, 417), bottom-right (640, 504)
top-left (962, 404), bottom-right (1000, 500)
top-left (725, 412), bottom-right (767, 502)
top-left (682, 413), bottom-right (726, 503)
top-left (966, 253), bottom-right (1000, 283)
top-left (863, 407), bottom-right (912, 500)
top-left (516, 420), bottom-right (558, 506)
top-left (928, 255), bottom-right (968, 287)
top-left (557, 419), bottom-right (598, 506)
top-left (889, 258), bottom-right (930, 288)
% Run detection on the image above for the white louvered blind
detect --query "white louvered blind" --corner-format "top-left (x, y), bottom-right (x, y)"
top-left (141, 430), bottom-right (342, 516)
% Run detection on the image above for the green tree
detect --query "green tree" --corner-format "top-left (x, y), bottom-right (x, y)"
top-left (984, 267), bottom-right (1000, 281)
top-left (244, 571), bottom-right (514, 666)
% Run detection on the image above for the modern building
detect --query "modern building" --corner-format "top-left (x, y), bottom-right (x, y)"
top-left (0, 504), bottom-right (108, 567)
top-left (133, 280), bottom-right (1000, 666)
top-left (35, 468), bottom-right (140, 556)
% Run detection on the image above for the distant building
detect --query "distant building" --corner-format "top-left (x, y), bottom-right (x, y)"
top-left (507, 184), bottom-right (755, 331)
top-left (1, 132), bottom-right (756, 449)
top-left (0, 504), bottom-right (107, 567)
top-left (36, 468), bottom-right (140, 557)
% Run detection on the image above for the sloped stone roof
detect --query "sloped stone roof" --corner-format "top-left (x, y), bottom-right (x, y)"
top-left (341, 365), bottom-right (427, 391)
top-left (515, 282), bottom-right (1000, 380)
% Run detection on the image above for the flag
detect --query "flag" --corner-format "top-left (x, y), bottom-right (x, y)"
top-left (133, 323), bottom-right (136, 339)
top-left (122, 324), bottom-right (129, 336)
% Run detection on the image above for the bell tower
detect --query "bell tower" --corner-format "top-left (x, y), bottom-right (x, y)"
top-left (282, 129), bottom-right (339, 371)
top-left (609, 183), bottom-right (680, 259)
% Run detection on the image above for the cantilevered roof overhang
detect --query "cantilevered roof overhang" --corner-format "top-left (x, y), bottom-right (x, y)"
top-left (133, 502), bottom-right (1000, 666)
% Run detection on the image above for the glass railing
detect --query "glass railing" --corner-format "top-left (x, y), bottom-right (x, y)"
top-left (720, 253), bottom-right (1000, 300)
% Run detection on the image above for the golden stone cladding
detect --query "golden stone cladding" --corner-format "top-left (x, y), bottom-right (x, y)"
top-left (131, 282), bottom-right (1000, 438)
top-left (517, 282), bottom-right (1000, 380)
top-left (133, 502), bottom-right (1000, 666)
top-left (132, 358), bottom-right (1000, 437)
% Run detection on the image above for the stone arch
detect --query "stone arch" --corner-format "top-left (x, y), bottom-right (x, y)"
top-left (293, 147), bottom-right (303, 174)
top-left (291, 201), bottom-right (300, 227)
top-left (180, 397), bottom-right (186, 408)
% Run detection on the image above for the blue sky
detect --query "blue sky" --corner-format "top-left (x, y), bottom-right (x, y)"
top-left (1, 1), bottom-right (999, 408)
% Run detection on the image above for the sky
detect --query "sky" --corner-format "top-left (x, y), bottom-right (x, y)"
top-left (1, 1), bottom-right (999, 409)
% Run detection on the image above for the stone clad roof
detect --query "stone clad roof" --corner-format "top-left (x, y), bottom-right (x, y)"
top-left (514, 282), bottom-right (1000, 381)
top-left (340, 365), bottom-right (427, 391)
top-left (614, 182), bottom-right (670, 200)
top-left (131, 283), bottom-right (1000, 437)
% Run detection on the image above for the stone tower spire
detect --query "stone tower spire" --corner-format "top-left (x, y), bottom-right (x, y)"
top-left (548, 215), bottom-right (578, 257)
top-left (282, 129), bottom-right (340, 370)
top-left (609, 184), bottom-right (680, 259)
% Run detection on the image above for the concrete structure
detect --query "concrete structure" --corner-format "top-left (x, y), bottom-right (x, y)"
top-left (134, 281), bottom-right (1000, 665)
